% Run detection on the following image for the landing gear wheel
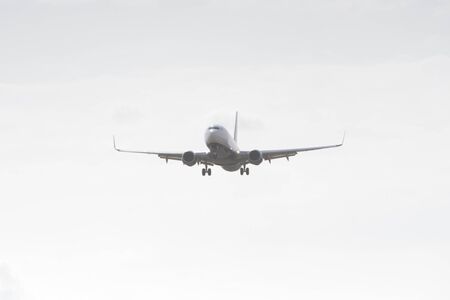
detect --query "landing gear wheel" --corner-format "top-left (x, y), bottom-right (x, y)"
top-left (207, 169), bottom-right (212, 176)
top-left (245, 168), bottom-right (250, 175)
top-left (240, 168), bottom-right (244, 175)
top-left (202, 169), bottom-right (206, 176)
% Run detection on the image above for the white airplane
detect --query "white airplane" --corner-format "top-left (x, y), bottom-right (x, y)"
top-left (113, 112), bottom-right (344, 176)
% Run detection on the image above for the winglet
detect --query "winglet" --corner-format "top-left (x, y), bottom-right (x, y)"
top-left (341, 131), bottom-right (346, 146)
top-left (113, 135), bottom-right (119, 151)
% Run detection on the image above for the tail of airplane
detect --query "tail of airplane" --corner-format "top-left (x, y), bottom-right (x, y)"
top-left (234, 111), bottom-right (238, 143)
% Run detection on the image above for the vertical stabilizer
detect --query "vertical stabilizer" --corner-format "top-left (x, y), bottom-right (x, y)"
top-left (234, 111), bottom-right (238, 143)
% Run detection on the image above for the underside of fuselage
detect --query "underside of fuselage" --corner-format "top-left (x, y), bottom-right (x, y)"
top-left (206, 142), bottom-right (243, 172)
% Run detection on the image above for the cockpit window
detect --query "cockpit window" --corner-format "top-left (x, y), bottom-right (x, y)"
top-left (208, 126), bottom-right (221, 130)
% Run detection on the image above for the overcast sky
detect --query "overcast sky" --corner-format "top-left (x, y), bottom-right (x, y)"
top-left (1, 0), bottom-right (450, 299)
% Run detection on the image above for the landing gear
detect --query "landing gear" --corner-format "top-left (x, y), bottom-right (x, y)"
top-left (202, 166), bottom-right (212, 176)
top-left (240, 166), bottom-right (250, 176)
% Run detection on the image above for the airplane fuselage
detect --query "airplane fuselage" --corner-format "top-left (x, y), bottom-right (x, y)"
top-left (204, 125), bottom-right (243, 171)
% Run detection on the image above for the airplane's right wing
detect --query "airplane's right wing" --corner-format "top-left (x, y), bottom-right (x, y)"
top-left (113, 136), bottom-right (210, 164)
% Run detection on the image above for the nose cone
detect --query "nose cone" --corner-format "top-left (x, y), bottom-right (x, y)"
top-left (205, 126), bottom-right (225, 145)
top-left (205, 125), bottom-right (220, 140)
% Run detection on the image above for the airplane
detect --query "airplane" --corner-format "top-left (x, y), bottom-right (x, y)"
top-left (113, 112), bottom-right (344, 176)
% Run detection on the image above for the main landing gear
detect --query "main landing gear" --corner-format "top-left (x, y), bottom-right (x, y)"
top-left (240, 166), bottom-right (250, 176)
top-left (202, 166), bottom-right (212, 176)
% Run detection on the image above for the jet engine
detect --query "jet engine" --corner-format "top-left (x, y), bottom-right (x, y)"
top-left (248, 150), bottom-right (263, 165)
top-left (182, 151), bottom-right (197, 166)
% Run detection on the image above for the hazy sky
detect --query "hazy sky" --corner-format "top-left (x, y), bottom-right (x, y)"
top-left (1, 0), bottom-right (450, 299)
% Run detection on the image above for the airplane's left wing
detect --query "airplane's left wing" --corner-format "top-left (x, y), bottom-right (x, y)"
top-left (260, 134), bottom-right (345, 161)
top-left (113, 136), bottom-right (209, 164)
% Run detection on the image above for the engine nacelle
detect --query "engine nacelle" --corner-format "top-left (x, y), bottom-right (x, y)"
top-left (182, 151), bottom-right (197, 166)
top-left (248, 150), bottom-right (263, 165)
